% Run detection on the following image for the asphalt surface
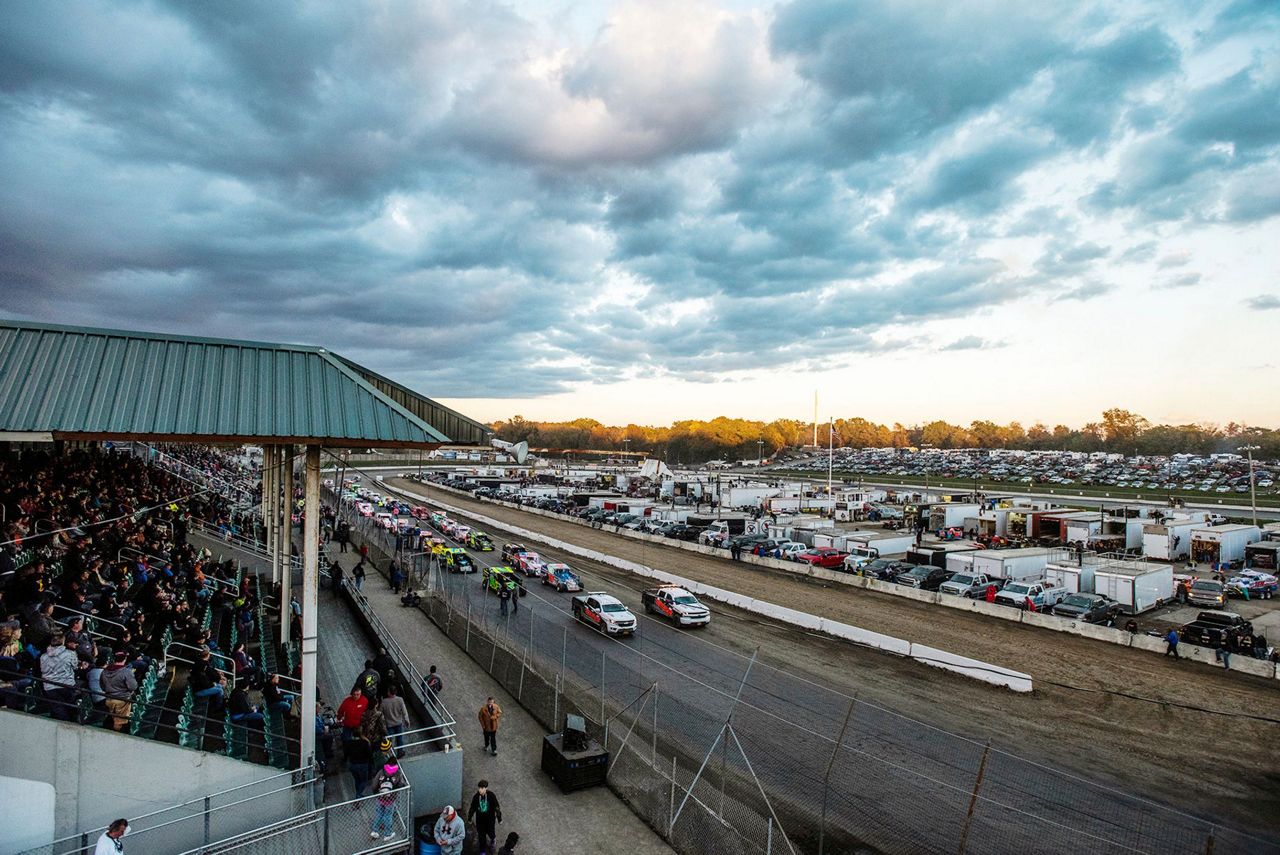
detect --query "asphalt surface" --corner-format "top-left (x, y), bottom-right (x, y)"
top-left (346, 478), bottom-right (1280, 855)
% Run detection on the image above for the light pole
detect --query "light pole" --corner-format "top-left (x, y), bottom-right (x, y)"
top-left (757, 439), bottom-right (763, 467)
top-left (1239, 445), bottom-right (1261, 528)
top-left (826, 417), bottom-right (834, 511)
top-left (921, 444), bottom-right (935, 500)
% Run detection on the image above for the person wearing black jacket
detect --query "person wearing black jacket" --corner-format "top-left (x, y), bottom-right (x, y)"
top-left (190, 649), bottom-right (225, 711)
top-left (467, 780), bottom-right (502, 854)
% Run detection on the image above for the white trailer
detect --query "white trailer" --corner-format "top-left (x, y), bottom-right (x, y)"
top-left (846, 530), bottom-right (916, 558)
top-left (1043, 559), bottom-right (1095, 594)
top-left (969, 547), bottom-right (1056, 583)
top-left (725, 485), bottom-right (784, 508)
top-left (1142, 519), bottom-right (1198, 561)
top-left (928, 503), bottom-right (981, 530)
top-left (945, 552), bottom-right (976, 575)
top-left (1092, 561), bottom-right (1174, 614)
top-left (1190, 524), bottom-right (1262, 564)
top-left (767, 495), bottom-right (835, 514)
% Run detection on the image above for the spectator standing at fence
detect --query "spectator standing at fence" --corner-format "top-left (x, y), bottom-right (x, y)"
top-left (346, 731), bottom-right (373, 796)
top-left (498, 580), bottom-right (510, 616)
top-left (101, 650), bottom-right (137, 731)
top-left (352, 561), bottom-right (366, 592)
top-left (359, 543), bottom-right (370, 563)
top-left (369, 758), bottom-right (407, 841)
top-left (93, 819), bottom-right (129, 855)
top-left (41, 633), bottom-right (81, 720)
top-left (434, 806), bottom-right (465, 855)
top-left (338, 687), bottom-right (368, 741)
top-left (1165, 628), bottom-right (1180, 659)
top-left (336, 521), bottom-right (350, 553)
top-left (467, 779), bottom-right (503, 854)
top-left (478, 697), bottom-right (502, 756)
top-left (506, 578), bottom-right (519, 614)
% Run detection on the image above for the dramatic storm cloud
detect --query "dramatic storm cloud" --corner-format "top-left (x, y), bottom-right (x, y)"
top-left (1, 0), bottom-right (1277, 425)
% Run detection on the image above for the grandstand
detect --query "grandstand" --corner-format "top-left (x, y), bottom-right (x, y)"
top-left (0, 320), bottom-right (486, 853)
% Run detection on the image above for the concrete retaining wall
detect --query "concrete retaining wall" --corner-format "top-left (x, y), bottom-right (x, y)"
top-left (390, 483), bottom-right (1032, 692)
top-left (411, 482), bottom-right (1280, 683)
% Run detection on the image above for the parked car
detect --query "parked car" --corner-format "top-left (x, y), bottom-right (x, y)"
top-left (795, 547), bottom-right (849, 569)
top-left (1051, 593), bottom-right (1122, 625)
top-left (939, 572), bottom-right (998, 598)
top-left (858, 558), bottom-right (911, 581)
top-left (1186, 579), bottom-right (1227, 609)
top-left (664, 524), bottom-right (704, 542)
top-left (1180, 611), bottom-right (1252, 647)
top-left (893, 565), bottom-right (953, 591)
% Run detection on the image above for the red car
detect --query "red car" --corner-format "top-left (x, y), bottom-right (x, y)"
top-left (796, 547), bottom-right (849, 569)
top-left (410, 507), bottom-right (431, 520)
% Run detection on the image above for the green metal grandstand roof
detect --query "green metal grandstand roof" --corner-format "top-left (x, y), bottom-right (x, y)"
top-left (0, 319), bottom-right (468, 448)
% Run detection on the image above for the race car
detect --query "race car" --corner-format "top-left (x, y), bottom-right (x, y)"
top-left (453, 524), bottom-right (472, 543)
top-left (374, 512), bottom-right (395, 530)
top-left (542, 563), bottom-right (582, 592)
top-left (502, 543), bottom-right (530, 564)
top-left (1226, 571), bottom-right (1278, 599)
top-left (514, 551), bottom-right (546, 577)
top-left (467, 531), bottom-right (495, 551)
top-left (642, 585), bottom-right (711, 627)
top-left (481, 565), bottom-right (526, 596)
top-left (355, 502), bottom-right (374, 517)
top-left (571, 591), bottom-right (636, 636)
top-left (441, 548), bottom-right (475, 574)
top-left (410, 507), bottom-right (431, 520)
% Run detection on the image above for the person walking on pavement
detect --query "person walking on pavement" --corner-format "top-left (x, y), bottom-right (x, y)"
top-left (434, 806), bottom-right (465, 855)
top-left (354, 659), bottom-right (380, 702)
top-left (467, 779), bottom-right (503, 854)
top-left (330, 559), bottom-right (343, 592)
top-left (337, 521), bottom-right (350, 553)
top-left (1216, 636), bottom-right (1232, 670)
top-left (337, 687), bottom-right (368, 741)
top-left (479, 697), bottom-right (502, 755)
top-left (424, 664), bottom-right (443, 696)
top-left (498, 580), bottom-right (510, 617)
top-left (507, 578), bottom-right (519, 613)
top-left (369, 759), bottom-right (407, 841)
top-left (1165, 628), bottom-right (1180, 659)
top-left (496, 832), bottom-right (520, 855)
top-left (346, 732), bottom-right (373, 796)
top-left (390, 561), bottom-right (404, 594)
top-left (382, 686), bottom-right (409, 748)
top-left (353, 561), bottom-right (366, 592)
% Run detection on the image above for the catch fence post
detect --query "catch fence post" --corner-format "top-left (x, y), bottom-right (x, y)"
top-left (652, 684), bottom-right (659, 766)
top-left (818, 695), bottom-right (858, 855)
top-left (600, 650), bottom-right (606, 727)
top-left (464, 603), bottom-right (471, 654)
top-left (204, 795), bottom-right (211, 844)
top-left (669, 755), bottom-right (677, 837)
top-left (957, 740), bottom-right (991, 855)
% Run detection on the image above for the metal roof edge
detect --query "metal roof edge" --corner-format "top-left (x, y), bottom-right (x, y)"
top-left (0, 318), bottom-right (320, 354)
top-left (315, 350), bottom-right (450, 444)
top-left (330, 353), bottom-right (492, 440)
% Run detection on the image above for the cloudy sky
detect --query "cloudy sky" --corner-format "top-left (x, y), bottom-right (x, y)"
top-left (1, 0), bottom-right (1277, 429)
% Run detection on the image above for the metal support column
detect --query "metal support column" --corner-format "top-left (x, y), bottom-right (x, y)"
top-left (280, 445), bottom-right (294, 647)
top-left (299, 444), bottom-right (321, 769)
top-left (264, 445), bottom-right (278, 587)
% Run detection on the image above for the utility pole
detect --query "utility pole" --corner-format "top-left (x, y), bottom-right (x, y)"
top-left (826, 417), bottom-right (834, 510)
top-left (1239, 445), bottom-right (1261, 528)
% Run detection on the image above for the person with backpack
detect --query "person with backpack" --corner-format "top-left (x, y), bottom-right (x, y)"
top-left (467, 779), bottom-right (503, 854)
top-left (369, 758), bottom-right (407, 841)
top-left (424, 664), bottom-right (442, 696)
top-left (352, 561), bottom-right (366, 592)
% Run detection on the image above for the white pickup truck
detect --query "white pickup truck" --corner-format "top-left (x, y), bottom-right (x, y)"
top-left (939, 571), bottom-right (998, 598)
top-left (993, 579), bottom-right (1069, 611)
top-left (571, 592), bottom-right (637, 636)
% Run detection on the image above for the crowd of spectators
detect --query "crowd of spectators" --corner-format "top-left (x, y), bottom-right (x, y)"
top-left (0, 446), bottom-right (266, 732)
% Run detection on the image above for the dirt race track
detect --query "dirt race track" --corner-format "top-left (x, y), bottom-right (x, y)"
top-left (387, 478), bottom-right (1280, 839)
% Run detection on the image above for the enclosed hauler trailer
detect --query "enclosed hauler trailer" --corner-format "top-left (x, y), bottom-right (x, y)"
top-left (970, 547), bottom-right (1056, 583)
top-left (1190, 524), bottom-right (1262, 565)
top-left (945, 551), bottom-right (977, 575)
top-left (1092, 560), bottom-right (1174, 614)
top-left (1142, 519), bottom-right (1198, 561)
top-left (1245, 542), bottom-right (1280, 570)
top-left (928, 503), bottom-right (981, 530)
top-left (907, 542), bottom-right (978, 569)
top-left (1043, 555), bottom-right (1097, 594)
top-left (846, 530), bottom-right (916, 558)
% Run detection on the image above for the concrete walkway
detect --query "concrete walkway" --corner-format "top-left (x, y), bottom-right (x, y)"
top-left (325, 542), bottom-right (674, 855)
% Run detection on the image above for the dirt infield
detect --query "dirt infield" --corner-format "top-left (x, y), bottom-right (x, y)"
top-left (390, 478), bottom-right (1280, 835)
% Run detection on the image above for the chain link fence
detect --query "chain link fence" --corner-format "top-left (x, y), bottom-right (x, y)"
top-left (331, 479), bottom-right (1280, 855)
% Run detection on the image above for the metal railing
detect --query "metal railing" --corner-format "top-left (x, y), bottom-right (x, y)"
top-left (51, 604), bottom-right (127, 641)
top-left (30, 765), bottom-right (315, 855)
top-left (174, 785), bottom-right (411, 855)
top-left (163, 641), bottom-right (237, 690)
top-left (341, 578), bottom-right (457, 750)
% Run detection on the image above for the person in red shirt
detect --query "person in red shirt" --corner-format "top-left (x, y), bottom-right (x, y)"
top-left (337, 687), bottom-right (368, 742)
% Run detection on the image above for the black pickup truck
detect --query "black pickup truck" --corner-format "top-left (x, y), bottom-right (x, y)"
top-left (1179, 611), bottom-right (1253, 647)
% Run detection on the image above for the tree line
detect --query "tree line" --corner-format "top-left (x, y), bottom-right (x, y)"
top-left (491, 409), bottom-right (1280, 462)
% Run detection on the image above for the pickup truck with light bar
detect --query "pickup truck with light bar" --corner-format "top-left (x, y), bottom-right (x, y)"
top-left (641, 586), bottom-right (711, 627)
top-left (571, 592), bottom-right (637, 636)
